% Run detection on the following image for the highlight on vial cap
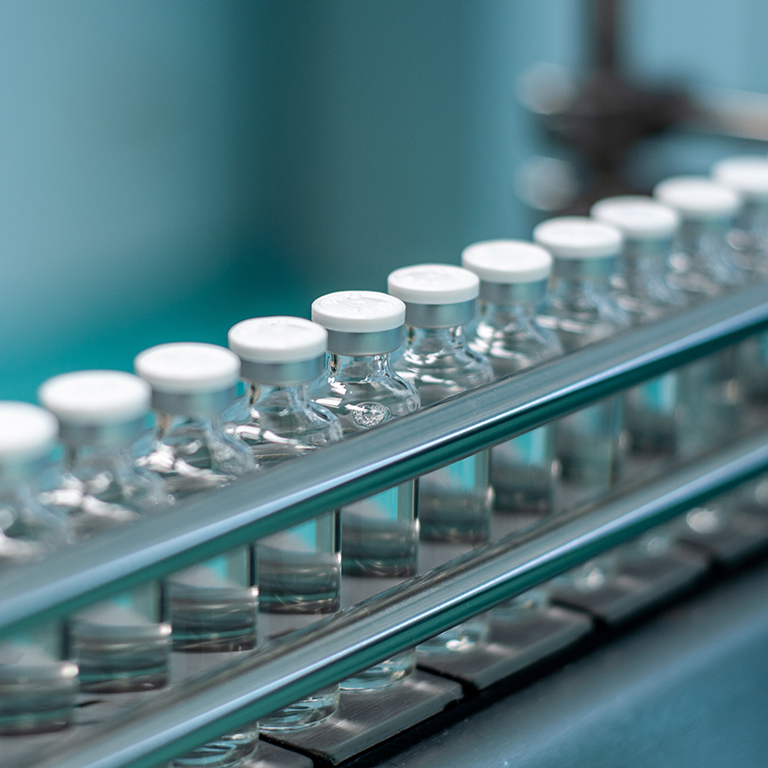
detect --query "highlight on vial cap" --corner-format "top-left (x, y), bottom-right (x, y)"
top-left (228, 316), bottom-right (328, 364)
top-left (653, 176), bottom-right (741, 221)
top-left (0, 402), bottom-right (58, 463)
top-left (134, 343), bottom-right (241, 395)
top-left (461, 240), bottom-right (553, 284)
top-left (311, 290), bottom-right (406, 333)
top-left (533, 216), bottom-right (623, 259)
top-left (387, 264), bottom-right (479, 306)
top-left (39, 370), bottom-right (151, 426)
top-left (711, 155), bottom-right (768, 202)
top-left (590, 196), bottom-right (680, 241)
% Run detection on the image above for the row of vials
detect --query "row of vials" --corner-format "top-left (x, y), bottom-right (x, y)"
top-left (3, 154), bottom-right (768, 768)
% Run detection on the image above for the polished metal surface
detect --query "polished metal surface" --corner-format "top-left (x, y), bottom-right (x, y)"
top-left (13, 428), bottom-right (768, 768)
top-left (325, 327), bottom-right (404, 355)
top-left (0, 286), bottom-right (767, 640)
top-left (403, 298), bottom-right (476, 328)
top-left (239, 357), bottom-right (323, 386)
top-left (151, 387), bottom-right (236, 416)
top-left (479, 279), bottom-right (547, 304)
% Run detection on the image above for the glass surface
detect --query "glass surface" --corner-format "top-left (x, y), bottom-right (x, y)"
top-left (470, 298), bottom-right (563, 518)
top-left (138, 410), bottom-right (258, 766)
top-left (0, 472), bottom-right (75, 735)
top-left (393, 325), bottom-right (494, 654)
top-left (313, 352), bottom-right (420, 688)
top-left (613, 238), bottom-right (690, 457)
top-left (41, 442), bottom-right (171, 694)
top-left (539, 268), bottom-right (630, 505)
top-left (668, 219), bottom-right (745, 301)
top-left (228, 382), bottom-right (342, 730)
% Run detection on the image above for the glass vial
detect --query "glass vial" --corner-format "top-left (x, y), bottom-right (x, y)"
top-left (534, 217), bottom-right (630, 506)
top-left (134, 343), bottom-right (258, 768)
top-left (0, 402), bottom-right (77, 736)
top-left (227, 316), bottom-right (342, 730)
top-left (387, 263), bottom-right (493, 655)
top-left (654, 177), bottom-right (745, 459)
top-left (591, 196), bottom-right (687, 457)
top-left (712, 156), bottom-right (768, 402)
top-left (462, 240), bottom-right (562, 520)
top-left (38, 371), bottom-right (170, 695)
top-left (311, 291), bottom-right (420, 690)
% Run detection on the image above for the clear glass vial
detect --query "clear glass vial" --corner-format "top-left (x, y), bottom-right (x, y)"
top-left (654, 178), bottom-right (745, 459)
top-left (712, 155), bottom-right (768, 275)
top-left (38, 371), bottom-right (171, 694)
top-left (0, 402), bottom-right (77, 736)
top-left (387, 263), bottom-right (493, 655)
top-left (311, 290), bottom-right (420, 690)
top-left (534, 217), bottom-right (630, 504)
top-left (713, 156), bottom-right (768, 401)
top-left (653, 175), bottom-right (744, 300)
top-left (135, 343), bottom-right (258, 768)
top-left (228, 316), bottom-right (342, 730)
top-left (591, 196), bottom-right (687, 457)
top-left (462, 240), bottom-right (562, 519)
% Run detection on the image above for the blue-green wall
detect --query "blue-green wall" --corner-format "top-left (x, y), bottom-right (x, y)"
top-left (0, 0), bottom-right (765, 400)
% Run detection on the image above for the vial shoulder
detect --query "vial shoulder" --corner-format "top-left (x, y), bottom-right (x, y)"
top-left (137, 422), bottom-right (254, 499)
top-left (311, 376), bottom-right (419, 434)
top-left (0, 487), bottom-right (73, 564)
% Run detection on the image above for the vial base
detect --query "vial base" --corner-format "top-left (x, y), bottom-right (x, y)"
top-left (260, 685), bottom-right (340, 731)
top-left (170, 724), bottom-right (259, 768)
top-left (73, 634), bottom-right (170, 693)
top-left (340, 649), bottom-right (417, 691)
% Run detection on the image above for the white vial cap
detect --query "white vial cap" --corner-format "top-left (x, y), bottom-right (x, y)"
top-left (39, 371), bottom-right (151, 426)
top-left (312, 291), bottom-right (405, 333)
top-left (228, 316), bottom-right (327, 364)
top-left (0, 402), bottom-right (58, 463)
top-left (387, 264), bottom-right (479, 305)
top-left (135, 343), bottom-right (240, 395)
top-left (533, 216), bottom-right (622, 259)
top-left (461, 240), bottom-right (553, 283)
top-left (590, 196), bottom-right (680, 240)
top-left (711, 156), bottom-right (768, 202)
top-left (653, 176), bottom-right (741, 221)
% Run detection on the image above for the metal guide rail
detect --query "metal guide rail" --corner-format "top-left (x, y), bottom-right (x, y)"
top-left (2, 285), bottom-right (768, 768)
top-left (0, 285), bottom-right (767, 638)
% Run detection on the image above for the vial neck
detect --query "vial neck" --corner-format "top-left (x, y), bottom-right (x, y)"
top-left (479, 300), bottom-right (540, 332)
top-left (154, 411), bottom-right (225, 439)
top-left (329, 353), bottom-right (394, 379)
top-left (64, 442), bottom-right (134, 471)
top-left (551, 271), bottom-right (614, 308)
top-left (404, 326), bottom-right (468, 356)
top-left (621, 239), bottom-right (673, 296)
top-left (246, 381), bottom-right (314, 412)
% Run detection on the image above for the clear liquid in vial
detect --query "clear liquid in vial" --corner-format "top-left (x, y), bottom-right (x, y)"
top-left (491, 427), bottom-right (558, 516)
top-left (0, 623), bottom-right (78, 736)
top-left (258, 514), bottom-right (341, 729)
top-left (340, 483), bottom-right (419, 688)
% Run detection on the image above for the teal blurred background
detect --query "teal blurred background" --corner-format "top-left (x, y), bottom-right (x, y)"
top-left (1, 0), bottom-right (767, 400)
